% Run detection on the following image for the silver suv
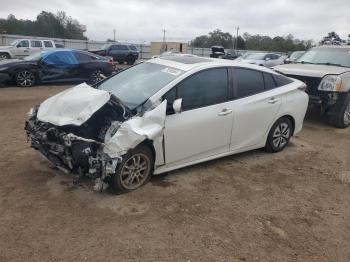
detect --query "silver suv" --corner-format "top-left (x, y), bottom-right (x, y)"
top-left (274, 46), bottom-right (350, 128)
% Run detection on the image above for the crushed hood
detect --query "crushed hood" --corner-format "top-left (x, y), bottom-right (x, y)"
top-left (37, 83), bottom-right (111, 126)
top-left (274, 63), bottom-right (350, 78)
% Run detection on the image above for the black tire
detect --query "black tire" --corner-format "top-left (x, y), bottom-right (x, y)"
top-left (126, 56), bottom-right (135, 65)
top-left (15, 70), bottom-right (36, 87)
top-left (329, 93), bottom-right (350, 128)
top-left (0, 53), bottom-right (10, 60)
top-left (88, 69), bottom-right (105, 85)
top-left (110, 145), bottom-right (154, 194)
top-left (265, 117), bottom-right (293, 153)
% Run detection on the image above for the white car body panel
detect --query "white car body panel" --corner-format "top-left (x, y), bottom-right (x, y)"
top-left (32, 56), bottom-right (309, 177)
top-left (0, 39), bottom-right (56, 59)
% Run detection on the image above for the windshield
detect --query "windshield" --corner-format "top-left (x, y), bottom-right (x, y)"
top-left (100, 44), bottom-right (111, 50)
top-left (98, 62), bottom-right (184, 109)
top-left (10, 40), bottom-right (19, 46)
top-left (242, 52), bottom-right (266, 60)
top-left (290, 51), bottom-right (305, 60)
top-left (23, 52), bottom-right (43, 61)
top-left (296, 48), bottom-right (350, 67)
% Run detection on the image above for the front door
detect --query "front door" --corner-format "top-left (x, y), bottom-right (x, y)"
top-left (12, 40), bottom-right (30, 58)
top-left (163, 67), bottom-right (234, 167)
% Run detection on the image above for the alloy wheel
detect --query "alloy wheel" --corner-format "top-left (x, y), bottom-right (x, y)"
top-left (120, 153), bottom-right (151, 190)
top-left (90, 70), bottom-right (104, 84)
top-left (16, 71), bottom-right (35, 87)
top-left (272, 122), bottom-right (291, 149)
top-left (344, 100), bottom-right (350, 126)
top-left (0, 54), bottom-right (9, 60)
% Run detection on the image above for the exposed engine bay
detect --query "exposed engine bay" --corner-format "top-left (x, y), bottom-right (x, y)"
top-left (24, 83), bottom-right (166, 191)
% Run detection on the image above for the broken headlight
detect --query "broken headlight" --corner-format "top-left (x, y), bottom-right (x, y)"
top-left (318, 75), bottom-right (343, 92)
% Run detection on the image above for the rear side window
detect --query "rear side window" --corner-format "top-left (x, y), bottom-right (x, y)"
top-left (233, 68), bottom-right (264, 98)
top-left (74, 52), bottom-right (92, 63)
top-left (263, 73), bottom-right (276, 90)
top-left (43, 41), bottom-right (53, 47)
top-left (31, 40), bottom-right (42, 48)
top-left (177, 68), bottom-right (228, 111)
top-left (273, 74), bottom-right (293, 87)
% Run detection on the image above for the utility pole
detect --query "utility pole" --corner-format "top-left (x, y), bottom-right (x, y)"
top-left (235, 26), bottom-right (240, 50)
top-left (162, 29), bottom-right (167, 43)
top-left (113, 29), bottom-right (116, 42)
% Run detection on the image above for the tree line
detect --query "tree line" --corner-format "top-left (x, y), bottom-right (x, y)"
top-left (0, 11), bottom-right (87, 40)
top-left (191, 29), bottom-right (314, 52)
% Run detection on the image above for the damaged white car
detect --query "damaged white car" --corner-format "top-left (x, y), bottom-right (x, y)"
top-left (25, 55), bottom-right (309, 193)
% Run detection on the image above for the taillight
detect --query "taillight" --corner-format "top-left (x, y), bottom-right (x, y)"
top-left (107, 59), bottom-right (114, 65)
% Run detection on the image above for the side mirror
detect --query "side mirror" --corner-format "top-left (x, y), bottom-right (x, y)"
top-left (173, 98), bottom-right (182, 114)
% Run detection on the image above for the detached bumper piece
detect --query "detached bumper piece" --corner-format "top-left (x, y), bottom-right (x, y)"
top-left (25, 118), bottom-right (120, 191)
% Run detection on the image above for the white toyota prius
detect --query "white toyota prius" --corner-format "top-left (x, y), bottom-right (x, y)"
top-left (25, 55), bottom-right (309, 193)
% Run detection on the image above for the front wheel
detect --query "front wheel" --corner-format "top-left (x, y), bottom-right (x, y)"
top-left (330, 94), bottom-right (350, 128)
top-left (110, 145), bottom-right (154, 194)
top-left (15, 70), bottom-right (36, 87)
top-left (265, 117), bottom-right (293, 153)
top-left (0, 53), bottom-right (10, 60)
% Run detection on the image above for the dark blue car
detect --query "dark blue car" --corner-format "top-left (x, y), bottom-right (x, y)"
top-left (0, 49), bottom-right (114, 87)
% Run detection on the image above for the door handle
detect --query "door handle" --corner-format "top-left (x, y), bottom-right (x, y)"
top-left (268, 97), bottom-right (279, 104)
top-left (218, 108), bottom-right (233, 116)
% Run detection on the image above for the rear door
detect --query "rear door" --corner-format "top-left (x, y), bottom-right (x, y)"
top-left (163, 67), bottom-right (234, 167)
top-left (43, 40), bottom-right (55, 50)
top-left (230, 68), bottom-right (283, 151)
top-left (30, 40), bottom-right (44, 55)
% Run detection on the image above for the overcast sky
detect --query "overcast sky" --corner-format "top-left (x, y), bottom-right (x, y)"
top-left (0, 0), bottom-right (349, 43)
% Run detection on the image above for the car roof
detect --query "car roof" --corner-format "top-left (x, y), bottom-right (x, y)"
top-left (148, 54), bottom-right (277, 73)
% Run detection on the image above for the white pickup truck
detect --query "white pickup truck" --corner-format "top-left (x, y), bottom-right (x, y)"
top-left (0, 39), bottom-right (59, 60)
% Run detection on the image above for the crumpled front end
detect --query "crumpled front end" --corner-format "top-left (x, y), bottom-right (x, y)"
top-left (24, 84), bottom-right (166, 191)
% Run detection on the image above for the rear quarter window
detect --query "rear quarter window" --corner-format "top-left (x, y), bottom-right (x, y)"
top-left (273, 74), bottom-right (293, 87)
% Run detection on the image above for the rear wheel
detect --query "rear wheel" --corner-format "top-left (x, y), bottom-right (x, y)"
top-left (110, 145), bottom-right (154, 194)
top-left (0, 53), bottom-right (10, 60)
top-left (15, 70), bottom-right (36, 87)
top-left (88, 69), bottom-right (105, 85)
top-left (330, 94), bottom-right (350, 128)
top-left (265, 117), bottom-right (293, 153)
top-left (126, 56), bottom-right (135, 65)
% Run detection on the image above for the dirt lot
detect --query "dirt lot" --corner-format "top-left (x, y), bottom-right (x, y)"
top-left (0, 85), bottom-right (349, 262)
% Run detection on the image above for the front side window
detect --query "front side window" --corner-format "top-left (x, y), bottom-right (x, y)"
top-left (98, 62), bottom-right (184, 110)
top-left (43, 41), bottom-right (53, 48)
top-left (17, 40), bottom-right (29, 48)
top-left (31, 40), bottom-right (42, 48)
top-left (233, 68), bottom-right (264, 98)
top-left (176, 68), bottom-right (229, 111)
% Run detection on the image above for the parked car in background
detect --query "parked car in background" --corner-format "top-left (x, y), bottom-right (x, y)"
top-left (237, 52), bottom-right (285, 67)
top-left (25, 54), bottom-right (308, 193)
top-left (209, 46), bottom-right (239, 60)
top-left (0, 39), bottom-right (58, 60)
top-left (284, 51), bottom-right (305, 64)
top-left (274, 45), bottom-right (350, 128)
top-left (0, 49), bottom-right (114, 87)
top-left (90, 43), bottom-right (139, 65)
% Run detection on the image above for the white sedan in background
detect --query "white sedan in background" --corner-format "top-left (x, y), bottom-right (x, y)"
top-left (237, 52), bottom-right (285, 67)
top-left (25, 55), bottom-right (309, 193)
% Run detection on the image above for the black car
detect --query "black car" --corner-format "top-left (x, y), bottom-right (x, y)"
top-left (0, 49), bottom-right (114, 87)
top-left (90, 43), bottom-right (139, 65)
top-left (209, 45), bottom-right (239, 60)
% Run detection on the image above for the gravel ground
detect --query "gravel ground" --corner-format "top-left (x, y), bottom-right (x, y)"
top-left (0, 85), bottom-right (349, 262)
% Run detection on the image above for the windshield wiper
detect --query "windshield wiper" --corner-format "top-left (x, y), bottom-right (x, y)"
top-left (314, 62), bottom-right (349, 68)
top-left (296, 61), bottom-right (315, 64)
